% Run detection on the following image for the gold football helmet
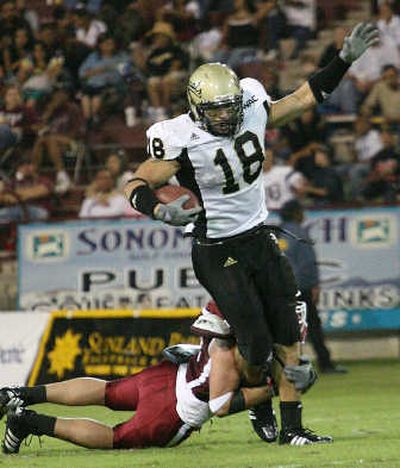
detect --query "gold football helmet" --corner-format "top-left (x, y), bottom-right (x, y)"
top-left (187, 63), bottom-right (243, 137)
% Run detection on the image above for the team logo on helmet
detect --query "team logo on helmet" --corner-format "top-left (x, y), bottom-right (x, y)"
top-left (187, 82), bottom-right (202, 98)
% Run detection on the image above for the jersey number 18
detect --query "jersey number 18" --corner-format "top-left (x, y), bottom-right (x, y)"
top-left (214, 131), bottom-right (264, 194)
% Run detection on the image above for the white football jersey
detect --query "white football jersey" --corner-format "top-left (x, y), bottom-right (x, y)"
top-left (263, 165), bottom-right (305, 211)
top-left (146, 78), bottom-right (271, 238)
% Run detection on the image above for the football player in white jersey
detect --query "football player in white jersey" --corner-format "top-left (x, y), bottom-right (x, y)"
top-left (125, 23), bottom-right (378, 445)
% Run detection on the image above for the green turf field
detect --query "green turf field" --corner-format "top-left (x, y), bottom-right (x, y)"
top-left (1, 360), bottom-right (399, 468)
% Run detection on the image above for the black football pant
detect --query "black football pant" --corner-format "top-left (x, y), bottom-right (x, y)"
top-left (192, 227), bottom-right (300, 367)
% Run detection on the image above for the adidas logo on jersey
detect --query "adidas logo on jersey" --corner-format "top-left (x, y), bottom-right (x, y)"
top-left (190, 132), bottom-right (200, 141)
top-left (223, 257), bottom-right (238, 267)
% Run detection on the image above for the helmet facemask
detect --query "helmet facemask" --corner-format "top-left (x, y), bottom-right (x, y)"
top-left (197, 94), bottom-right (243, 137)
top-left (187, 63), bottom-right (244, 137)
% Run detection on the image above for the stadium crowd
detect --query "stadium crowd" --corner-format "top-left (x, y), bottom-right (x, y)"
top-left (0, 0), bottom-right (399, 244)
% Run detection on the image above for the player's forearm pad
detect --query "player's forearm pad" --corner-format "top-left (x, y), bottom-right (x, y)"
top-left (308, 56), bottom-right (351, 103)
top-left (129, 182), bottom-right (160, 217)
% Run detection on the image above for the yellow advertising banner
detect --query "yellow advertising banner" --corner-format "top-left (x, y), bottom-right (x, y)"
top-left (28, 309), bottom-right (200, 386)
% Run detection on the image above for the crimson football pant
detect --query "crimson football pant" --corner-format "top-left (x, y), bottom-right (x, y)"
top-left (105, 361), bottom-right (193, 448)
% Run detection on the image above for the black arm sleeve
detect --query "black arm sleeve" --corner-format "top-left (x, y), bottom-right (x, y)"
top-left (308, 55), bottom-right (351, 103)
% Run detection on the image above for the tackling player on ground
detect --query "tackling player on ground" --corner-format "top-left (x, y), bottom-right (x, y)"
top-left (0, 302), bottom-right (307, 453)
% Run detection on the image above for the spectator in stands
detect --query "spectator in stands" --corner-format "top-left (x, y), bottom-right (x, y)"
top-left (354, 116), bottom-right (384, 164)
top-left (72, 6), bottom-right (107, 48)
top-left (50, 8), bottom-right (92, 88)
top-left (257, 0), bottom-right (287, 59)
top-left (105, 148), bottom-right (134, 193)
top-left (116, 1), bottom-right (146, 48)
top-left (0, 157), bottom-right (54, 222)
top-left (160, 0), bottom-right (201, 43)
top-left (282, 0), bottom-right (316, 59)
top-left (377, 1), bottom-right (400, 48)
top-left (318, 26), bottom-right (359, 114)
top-left (31, 86), bottom-right (86, 194)
top-left (79, 33), bottom-right (129, 125)
top-left (282, 107), bottom-right (325, 152)
top-left (346, 116), bottom-right (384, 198)
top-left (348, 34), bottom-right (400, 96)
top-left (135, 22), bottom-right (188, 121)
top-left (303, 145), bottom-right (344, 205)
top-left (15, 0), bottom-right (39, 34)
top-left (191, 14), bottom-right (223, 64)
top-left (1, 26), bottom-right (33, 78)
top-left (361, 64), bottom-right (400, 125)
top-left (362, 129), bottom-right (400, 201)
top-left (38, 24), bottom-right (64, 58)
top-left (362, 152), bottom-right (399, 201)
top-left (263, 148), bottom-right (307, 211)
top-left (79, 168), bottom-right (129, 218)
top-left (278, 200), bottom-right (347, 374)
top-left (16, 42), bottom-right (66, 108)
top-left (291, 143), bottom-right (344, 205)
top-left (0, 84), bottom-right (38, 152)
top-left (213, 0), bottom-right (275, 69)
top-left (0, 1), bottom-right (32, 50)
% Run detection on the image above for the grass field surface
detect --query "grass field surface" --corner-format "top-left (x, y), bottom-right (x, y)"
top-left (1, 360), bottom-right (399, 468)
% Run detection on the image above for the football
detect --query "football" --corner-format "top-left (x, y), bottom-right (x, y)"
top-left (154, 184), bottom-right (199, 209)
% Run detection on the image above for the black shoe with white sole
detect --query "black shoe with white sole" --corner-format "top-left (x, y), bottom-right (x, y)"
top-left (2, 407), bottom-right (35, 454)
top-left (279, 427), bottom-right (333, 446)
top-left (248, 400), bottom-right (279, 443)
top-left (0, 387), bottom-right (25, 420)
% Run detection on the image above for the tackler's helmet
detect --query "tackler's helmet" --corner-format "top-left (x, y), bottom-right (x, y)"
top-left (187, 63), bottom-right (243, 137)
top-left (191, 301), bottom-right (232, 338)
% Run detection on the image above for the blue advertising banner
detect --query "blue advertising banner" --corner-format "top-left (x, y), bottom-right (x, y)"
top-left (18, 207), bottom-right (400, 331)
top-left (18, 219), bottom-right (209, 311)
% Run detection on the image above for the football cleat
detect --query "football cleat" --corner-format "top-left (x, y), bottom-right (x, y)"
top-left (0, 387), bottom-right (25, 420)
top-left (248, 401), bottom-right (279, 443)
top-left (279, 427), bottom-right (333, 446)
top-left (2, 407), bottom-right (34, 454)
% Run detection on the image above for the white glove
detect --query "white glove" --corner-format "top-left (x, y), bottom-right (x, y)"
top-left (283, 356), bottom-right (318, 393)
top-left (154, 194), bottom-right (202, 226)
top-left (339, 22), bottom-right (380, 64)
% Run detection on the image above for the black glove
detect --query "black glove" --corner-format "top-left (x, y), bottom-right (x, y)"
top-left (154, 195), bottom-right (202, 226)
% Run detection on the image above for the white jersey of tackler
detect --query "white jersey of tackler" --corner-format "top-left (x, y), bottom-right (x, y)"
top-left (146, 78), bottom-right (272, 238)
